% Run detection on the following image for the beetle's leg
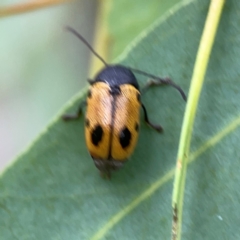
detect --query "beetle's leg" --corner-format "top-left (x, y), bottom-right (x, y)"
top-left (62, 101), bottom-right (86, 121)
top-left (141, 78), bottom-right (187, 101)
top-left (141, 104), bottom-right (163, 132)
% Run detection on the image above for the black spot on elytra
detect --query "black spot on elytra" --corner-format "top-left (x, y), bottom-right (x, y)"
top-left (85, 118), bottom-right (90, 127)
top-left (119, 127), bottom-right (131, 148)
top-left (135, 123), bottom-right (139, 132)
top-left (91, 125), bottom-right (103, 146)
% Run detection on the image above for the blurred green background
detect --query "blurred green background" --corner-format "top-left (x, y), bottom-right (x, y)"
top-left (0, 0), bottom-right (97, 169)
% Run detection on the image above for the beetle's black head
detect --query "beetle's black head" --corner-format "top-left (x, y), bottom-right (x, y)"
top-left (94, 65), bottom-right (139, 90)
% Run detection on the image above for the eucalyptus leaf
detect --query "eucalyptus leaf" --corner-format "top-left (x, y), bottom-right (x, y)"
top-left (108, 0), bottom-right (181, 59)
top-left (1, 0), bottom-right (240, 239)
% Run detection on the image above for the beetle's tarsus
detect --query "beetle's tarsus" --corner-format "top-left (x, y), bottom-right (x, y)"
top-left (142, 104), bottom-right (163, 133)
top-left (147, 123), bottom-right (163, 133)
top-left (62, 101), bottom-right (86, 121)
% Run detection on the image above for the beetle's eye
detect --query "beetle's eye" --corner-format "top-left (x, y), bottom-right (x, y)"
top-left (119, 127), bottom-right (131, 148)
top-left (91, 125), bottom-right (103, 146)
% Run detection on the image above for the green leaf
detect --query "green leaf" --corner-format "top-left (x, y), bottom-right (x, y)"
top-left (1, 0), bottom-right (240, 239)
top-left (108, 0), bottom-right (182, 59)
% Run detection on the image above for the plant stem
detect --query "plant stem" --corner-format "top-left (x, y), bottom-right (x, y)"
top-left (0, 0), bottom-right (71, 17)
top-left (171, 0), bottom-right (225, 239)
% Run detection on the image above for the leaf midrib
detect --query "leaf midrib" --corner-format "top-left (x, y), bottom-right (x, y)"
top-left (90, 114), bottom-right (240, 240)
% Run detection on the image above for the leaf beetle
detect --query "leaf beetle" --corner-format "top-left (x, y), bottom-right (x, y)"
top-left (63, 27), bottom-right (186, 177)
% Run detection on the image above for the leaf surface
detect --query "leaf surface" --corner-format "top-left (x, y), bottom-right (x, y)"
top-left (108, 0), bottom-right (181, 59)
top-left (1, 0), bottom-right (240, 239)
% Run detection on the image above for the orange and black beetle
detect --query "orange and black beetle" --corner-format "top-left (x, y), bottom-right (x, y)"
top-left (63, 27), bottom-right (186, 177)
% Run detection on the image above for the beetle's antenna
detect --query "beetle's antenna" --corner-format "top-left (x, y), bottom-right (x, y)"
top-left (66, 26), bottom-right (108, 67)
top-left (121, 66), bottom-right (187, 101)
top-left (66, 27), bottom-right (186, 101)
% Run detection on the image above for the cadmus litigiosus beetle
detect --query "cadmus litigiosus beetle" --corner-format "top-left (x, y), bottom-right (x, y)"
top-left (62, 27), bottom-right (186, 177)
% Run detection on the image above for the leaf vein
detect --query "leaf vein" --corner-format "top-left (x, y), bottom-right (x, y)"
top-left (90, 114), bottom-right (240, 240)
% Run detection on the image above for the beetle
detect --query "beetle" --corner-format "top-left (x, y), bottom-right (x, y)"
top-left (63, 27), bottom-right (186, 177)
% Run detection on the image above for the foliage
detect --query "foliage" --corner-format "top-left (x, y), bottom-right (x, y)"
top-left (0, 0), bottom-right (239, 239)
